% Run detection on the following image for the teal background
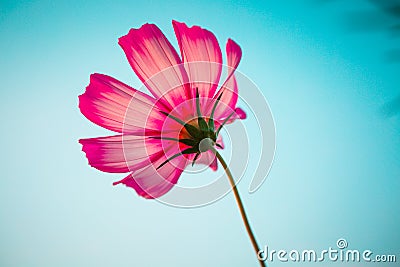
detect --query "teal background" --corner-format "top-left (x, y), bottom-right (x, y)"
top-left (0, 0), bottom-right (399, 266)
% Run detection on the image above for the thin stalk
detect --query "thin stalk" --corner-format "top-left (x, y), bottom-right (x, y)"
top-left (213, 149), bottom-right (266, 267)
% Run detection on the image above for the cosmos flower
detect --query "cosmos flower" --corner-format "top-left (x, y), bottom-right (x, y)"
top-left (79, 20), bottom-right (246, 199)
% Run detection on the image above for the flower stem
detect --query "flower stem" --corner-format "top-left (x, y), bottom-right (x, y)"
top-left (213, 149), bottom-right (267, 267)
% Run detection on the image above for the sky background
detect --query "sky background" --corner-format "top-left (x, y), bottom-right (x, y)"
top-left (0, 0), bottom-right (399, 266)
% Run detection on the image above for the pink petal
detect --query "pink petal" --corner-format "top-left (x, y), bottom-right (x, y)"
top-left (215, 107), bottom-right (247, 127)
top-left (172, 20), bottom-right (222, 98)
top-left (216, 134), bottom-right (225, 149)
top-left (209, 157), bottom-right (218, 171)
top-left (212, 39), bottom-right (242, 120)
top-left (79, 74), bottom-right (165, 134)
top-left (113, 152), bottom-right (188, 199)
top-left (225, 38), bottom-right (242, 79)
top-left (79, 135), bottom-right (129, 173)
top-left (234, 107), bottom-right (247, 120)
top-left (79, 135), bottom-right (165, 173)
top-left (213, 74), bottom-right (239, 120)
top-left (119, 24), bottom-right (191, 110)
top-left (195, 151), bottom-right (218, 171)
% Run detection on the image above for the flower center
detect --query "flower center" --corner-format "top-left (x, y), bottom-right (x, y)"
top-left (156, 88), bottom-right (234, 169)
top-left (178, 118), bottom-right (217, 147)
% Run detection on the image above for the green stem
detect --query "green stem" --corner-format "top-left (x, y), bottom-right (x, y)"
top-left (213, 149), bottom-right (266, 267)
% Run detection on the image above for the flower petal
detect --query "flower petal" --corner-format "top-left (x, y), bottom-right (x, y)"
top-left (172, 20), bottom-right (222, 98)
top-left (225, 38), bottom-right (242, 79)
top-left (213, 74), bottom-right (239, 120)
top-left (207, 39), bottom-right (246, 125)
top-left (212, 39), bottom-right (242, 118)
top-left (215, 107), bottom-right (247, 128)
top-left (216, 134), bottom-right (225, 149)
top-left (113, 152), bottom-right (188, 199)
top-left (233, 107), bottom-right (247, 120)
top-left (119, 23), bottom-right (190, 110)
top-left (195, 151), bottom-right (218, 171)
top-left (209, 157), bottom-right (218, 171)
top-left (79, 135), bottom-right (165, 173)
top-left (79, 74), bottom-right (165, 134)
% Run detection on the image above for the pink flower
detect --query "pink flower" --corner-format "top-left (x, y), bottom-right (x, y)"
top-left (79, 21), bottom-right (246, 199)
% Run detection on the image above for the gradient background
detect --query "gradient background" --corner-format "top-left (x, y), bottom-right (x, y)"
top-left (0, 0), bottom-right (399, 266)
